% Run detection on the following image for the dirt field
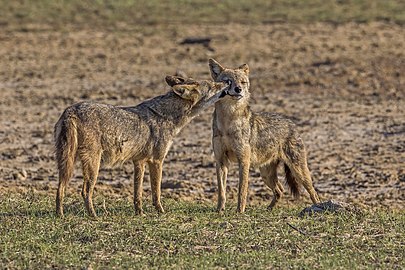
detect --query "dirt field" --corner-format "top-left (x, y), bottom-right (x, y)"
top-left (0, 22), bottom-right (404, 209)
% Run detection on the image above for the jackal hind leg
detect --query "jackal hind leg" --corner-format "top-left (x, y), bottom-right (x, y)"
top-left (81, 179), bottom-right (88, 201)
top-left (56, 178), bottom-right (69, 217)
top-left (80, 150), bottom-right (102, 218)
top-left (285, 146), bottom-right (320, 204)
top-left (296, 162), bottom-right (320, 204)
top-left (260, 161), bottom-right (284, 210)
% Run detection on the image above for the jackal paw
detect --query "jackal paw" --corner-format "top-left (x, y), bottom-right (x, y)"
top-left (217, 205), bottom-right (225, 212)
top-left (236, 207), bottom-right (246, 213)
top-left (155, 205), bottom-right (165, 214)
top-left (134, 208), bottom-right (144, 216)
top-left (89, 213), bottom-right (98, 220)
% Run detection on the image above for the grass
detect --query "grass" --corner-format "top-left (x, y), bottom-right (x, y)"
top-left (0, 0), bottom-right (404, 29)
top-left (0, 193), bottom-right (404, 269)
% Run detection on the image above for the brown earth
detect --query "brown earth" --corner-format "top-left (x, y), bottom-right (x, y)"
top-left (0, 22), bottom-right (404, 210)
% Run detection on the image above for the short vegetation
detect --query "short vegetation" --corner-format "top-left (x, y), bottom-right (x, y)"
top-left (0, 194), bottom-right (404, 269)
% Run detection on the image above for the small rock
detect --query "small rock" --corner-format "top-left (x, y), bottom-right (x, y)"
top-left (13, 169), bottom-right (27, 181)
top-left (299, 200), bottom-right (353, 217)
top-left (20, 169), bottom-right (27, 178)
top-left (161, 180), bottom-right (184, 189)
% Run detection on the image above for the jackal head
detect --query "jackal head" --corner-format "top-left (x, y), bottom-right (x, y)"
top-left (165, 75), bottom-right (228, 114)
top-left (208, 58), bottom-right (250, 101)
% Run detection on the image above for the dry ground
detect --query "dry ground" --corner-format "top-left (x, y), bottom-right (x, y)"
top-left (0, 22), bottom-right (404, 209)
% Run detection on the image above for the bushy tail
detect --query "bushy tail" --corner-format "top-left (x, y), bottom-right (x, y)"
top-left (284, 164), bottom-right (300, 198)
top-left (55, 113), bottom-right (78, 216)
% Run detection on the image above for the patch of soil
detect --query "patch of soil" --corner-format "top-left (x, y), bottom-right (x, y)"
top-left (0, 22), bottom-right (404, 209)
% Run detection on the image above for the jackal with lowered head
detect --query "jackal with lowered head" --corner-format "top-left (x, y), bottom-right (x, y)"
top-left (55, 76), bottom-right (228, 217)
top-left (209, 59), bottom-right (320, 213)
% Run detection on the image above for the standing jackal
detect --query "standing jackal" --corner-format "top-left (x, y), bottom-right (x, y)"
top-left (55, 76), bottom-right (227, 217)
top-left (209, 59), bottom-right (320, 213)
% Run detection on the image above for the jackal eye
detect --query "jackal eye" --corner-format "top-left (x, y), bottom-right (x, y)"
top-left (225, 79), bottom-right (232, 85)
top-left (241, 81), bottom-right (248, 85)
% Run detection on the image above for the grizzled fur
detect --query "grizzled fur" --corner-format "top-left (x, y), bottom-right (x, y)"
top-left (55, 76), bottom-right (227, 217)
top-left (209, 59), bottom-right (320, 213)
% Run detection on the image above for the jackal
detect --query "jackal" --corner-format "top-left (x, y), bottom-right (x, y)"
top-left (54, 76), bottom-right (227, 217)
top-left (209, 59), bottom-right (320, 213)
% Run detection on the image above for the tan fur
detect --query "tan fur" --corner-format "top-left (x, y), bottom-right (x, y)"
top-left (54, 76), bottom-right (227, 217)
top-left (209, 59), bottom-right (320, 213)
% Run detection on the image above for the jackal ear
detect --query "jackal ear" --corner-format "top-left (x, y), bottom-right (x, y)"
top-left (165, 75), bottom-right (186, 87)
top-left (209, 58), bottom-right (225, 80)
top-left (172, 84), bottom-right (199, 101)
top-left (238, 63), bottom-right (249, 75)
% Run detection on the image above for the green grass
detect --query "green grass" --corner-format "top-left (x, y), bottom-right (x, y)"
top-left (0, 193), bottom-right (404, 269)
top-left (0, 0), bottom-right (404, 29)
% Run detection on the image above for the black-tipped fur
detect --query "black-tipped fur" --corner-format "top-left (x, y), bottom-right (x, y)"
top-left (284, 164), bottom-right (300, 198)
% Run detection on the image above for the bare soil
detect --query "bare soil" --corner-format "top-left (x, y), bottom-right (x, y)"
top-left (0, 22), bottom-right (404, 209)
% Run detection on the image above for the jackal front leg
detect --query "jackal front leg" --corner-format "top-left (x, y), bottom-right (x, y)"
top-left (237, 156), bottom-right (251, 213)
top-left (216, 161), bottom-right (228, 212)
top-left (148, 160), bottom-right (165, 213)
top-left (133, 161), bottom-right (145, 215)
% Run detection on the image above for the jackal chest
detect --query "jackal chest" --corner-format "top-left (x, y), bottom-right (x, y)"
top-left (214, 119), bottom-right (251, 163)
top-left (216, 118), bottom-right (250, 141)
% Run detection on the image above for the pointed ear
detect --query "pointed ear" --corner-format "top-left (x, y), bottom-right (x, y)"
top-left (238, 63), bottom-right (249, 75)
top-left (172, 84), bottom-right (199, 101)
top-left (175, 69), bottom-right (188, 78)
top-left (165, 75), bottom-right (186, 87)
top-left (209, 58), bottom-right (225, 80)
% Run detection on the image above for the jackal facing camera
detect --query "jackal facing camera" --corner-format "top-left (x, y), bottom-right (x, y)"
top-left (209, 59), bottom-right (320, 213)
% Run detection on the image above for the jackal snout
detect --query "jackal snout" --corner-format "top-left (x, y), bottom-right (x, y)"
top-left (209, 58), bottom-right (250, 100)
top-left (166, 75), bottom-right (228, 108)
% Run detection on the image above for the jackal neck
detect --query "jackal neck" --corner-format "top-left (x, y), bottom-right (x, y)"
top-left (141, 92), bottom-right (194, 127)
top-left (214, 98), bottom-right (251, 120)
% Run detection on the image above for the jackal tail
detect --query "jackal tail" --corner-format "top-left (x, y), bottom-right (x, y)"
top-left (55, 112), bottom-right (78, 216)
top-left (284, 163), bottom-right (300, 198)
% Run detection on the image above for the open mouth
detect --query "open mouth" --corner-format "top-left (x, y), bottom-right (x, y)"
top-left (225, 92), bottom-right (243, 100)
top-left (219, 89), bottom-right (243, 100)
top-left (228, 93), bottom-right (243, 100)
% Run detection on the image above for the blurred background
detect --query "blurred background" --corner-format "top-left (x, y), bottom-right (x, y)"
top-left (0, 0), bottom-right (404, 208)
